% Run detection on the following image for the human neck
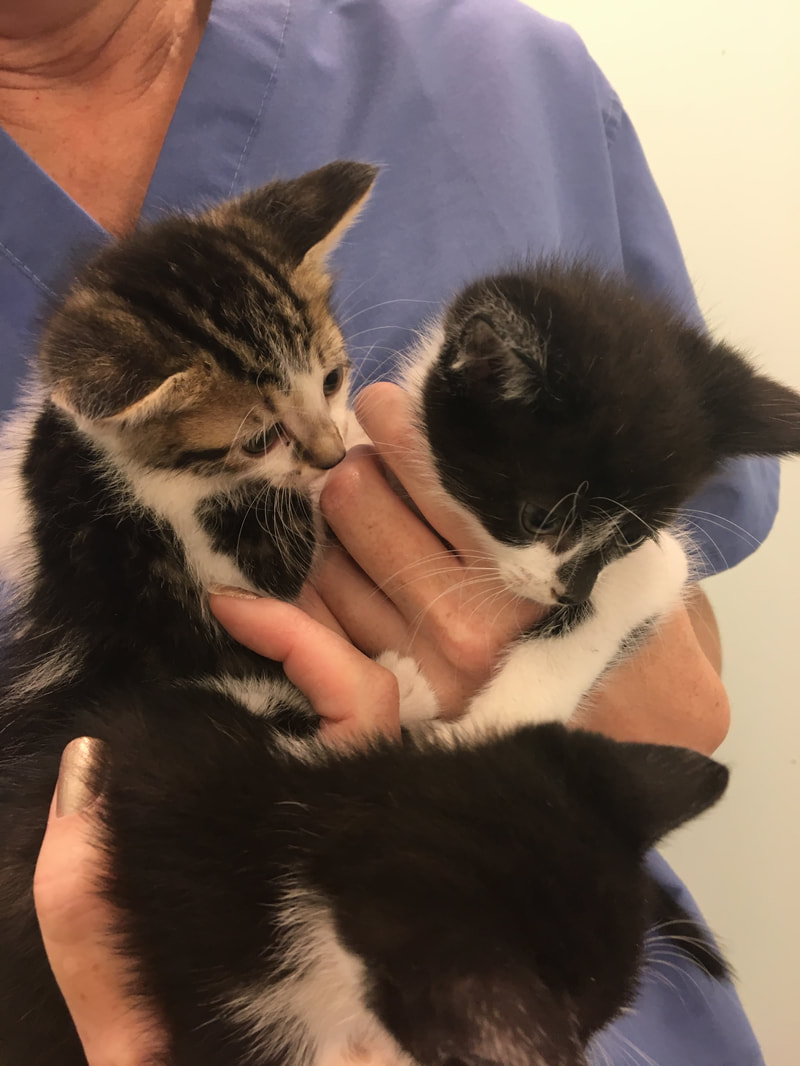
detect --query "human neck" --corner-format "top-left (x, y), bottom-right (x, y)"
top-left (0, 1), bottom-right (204, 92)
top-left (0, 0), bottom-right (211, 236)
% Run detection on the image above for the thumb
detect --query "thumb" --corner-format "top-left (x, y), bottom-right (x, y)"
top-left (33, 737), bottom-right (166, 1066)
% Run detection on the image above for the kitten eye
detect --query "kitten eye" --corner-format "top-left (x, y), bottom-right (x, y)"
top-left (242, 425), bottom-right (282, 456)
top-left (323, 366), bottom-right (344, 397)
top-left (618, 524), bottom-right (648, 548)
top-left (519, 502), bottom-right (561, 536)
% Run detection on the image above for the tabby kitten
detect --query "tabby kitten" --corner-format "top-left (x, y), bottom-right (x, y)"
top-left (0, 163), bottom-right (744, 1066)
top-left (0, 162), bottom-right (367, 722)
top-left (399, 262), bottom-right (800, 733)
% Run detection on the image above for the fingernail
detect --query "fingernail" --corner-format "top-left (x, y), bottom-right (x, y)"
top-left (56, 737), bottom-right (101, 817)
top-left (207, 584), bottom-right (260, 600)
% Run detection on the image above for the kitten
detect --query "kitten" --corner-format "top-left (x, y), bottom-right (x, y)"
top-left (398, 262), bottom-right (800, 733)
top-left (0, 161), bottom-right (368, 725)
top-left (0, 164), bottom-right (752, 1066)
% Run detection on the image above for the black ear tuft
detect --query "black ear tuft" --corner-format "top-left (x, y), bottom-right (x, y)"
top-left (232, 161), bottom-right (379, 267)
top-left (608, 741), bottom-right (729, 852)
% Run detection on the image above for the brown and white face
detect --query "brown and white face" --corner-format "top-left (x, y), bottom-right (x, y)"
top-left (77, 317), bottom-right (354, 492)
top-left (38, 161), bottom-right (378, 493)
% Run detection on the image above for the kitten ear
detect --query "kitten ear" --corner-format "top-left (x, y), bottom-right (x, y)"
top-left (682, 331), bottom-right (800, 458)
top-left (453, 314), bottom-right (543, 402)
top-left (51, 368), bottom-right (197, 426)
top-left (231, 160), bottom-right (379, 267)
top-left (41, 302), bottom-right (199, 424)
top-left (713, 362), bottom-right (800, 457)
top-left (608, 741), bottom-right (729, 852)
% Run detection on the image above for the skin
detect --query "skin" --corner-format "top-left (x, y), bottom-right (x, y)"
top-left (5, 0), bottom-right (728, 1055)
top-left (0, 0), bottom-right (211, 236)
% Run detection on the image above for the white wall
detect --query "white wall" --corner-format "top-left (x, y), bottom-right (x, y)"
top-left (521, 2), bottom-right (800, 1062)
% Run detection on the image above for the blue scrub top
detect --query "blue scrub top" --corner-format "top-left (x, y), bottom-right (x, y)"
top-left (0, 1), bottom-right (767, 1062)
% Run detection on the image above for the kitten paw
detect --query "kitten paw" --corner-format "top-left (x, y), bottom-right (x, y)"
top-left (594, 530), bottom-right (688, 628)
top-left (375, 651), bottom-right (441, 725)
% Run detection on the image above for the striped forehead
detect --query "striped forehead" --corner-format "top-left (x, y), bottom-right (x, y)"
top-left (101, 221), bottom-right (315, 379)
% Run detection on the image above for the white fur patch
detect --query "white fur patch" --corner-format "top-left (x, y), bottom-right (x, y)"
top-left (200, 672), bottom-right (301, 718)
top-left (0, 389), bottom-right (44, 595)
top-left (459, 531), bottom-right (689, 734)
top-left (225, 888), bottom-right (416, 1066)
top-left (0, 642), bottom-right (85, 706)
top-left (375, 650), bottom-right (441, 724)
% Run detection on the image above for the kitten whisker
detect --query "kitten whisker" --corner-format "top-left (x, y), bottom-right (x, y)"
top-left (337, 296), bottom-right (435, 331)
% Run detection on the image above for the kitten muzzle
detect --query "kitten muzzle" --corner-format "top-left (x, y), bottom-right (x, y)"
top-left (283, 412), bottom-right (347, 471)
top-left (555, 553), bottom-right (602, 605)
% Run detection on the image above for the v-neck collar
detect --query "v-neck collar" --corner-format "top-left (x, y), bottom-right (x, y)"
top-left (0, 0), bottom-right (292, 298)
top-left (142, 0), bottom-right (292, 220)
top-left (0, 125), bottom-right (107, 299)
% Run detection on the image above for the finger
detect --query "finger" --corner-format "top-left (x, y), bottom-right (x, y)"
top-left (210, 596), bottom-right (400, 739)
top-left (322, 448), bottom-right (540, 652)
top-left (354, 382), bottom-right (493, 559)
top-left (295, 583), bottom-right (350, 639)
top-left (313, 545), bottom-right (410, 656)
top-left (321, 449), bottom-right (480, 623)
top-left (34, 738), bottom-right (165, 1066)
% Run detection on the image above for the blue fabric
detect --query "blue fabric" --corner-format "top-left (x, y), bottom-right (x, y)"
top-left (0, 1), bottom-right (766, 1061)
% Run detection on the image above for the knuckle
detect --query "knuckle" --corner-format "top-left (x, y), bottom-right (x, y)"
top-left (434, 612), bottom-right (498, 677)
top-left (697, 672), bottom-right (731, 755)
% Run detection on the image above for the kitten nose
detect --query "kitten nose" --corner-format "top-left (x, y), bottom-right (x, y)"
top-left (299, 425), bottom-right (346, 470)
top-left (310, 442), bottom-right (346, 470)
top-left (555, 554), bottom-right (602, 604)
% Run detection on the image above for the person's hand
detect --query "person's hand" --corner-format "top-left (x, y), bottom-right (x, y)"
top-left (578, 588), bottom-right (730, 755)
top-left (33, 737), bottom-right (168, 1066)
top-left (312, 382), bottom-right (544, 718)
top-left (312, 382), bottom-right (729, 753)
top-left (210, 595), bottom-right (401, 743)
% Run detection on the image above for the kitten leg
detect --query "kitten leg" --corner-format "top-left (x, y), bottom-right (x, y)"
top-left (456, 531), bottom-right (689, 735)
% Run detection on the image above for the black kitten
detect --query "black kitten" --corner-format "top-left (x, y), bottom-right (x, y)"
top-left (395, 262), bottom-right (800, 732)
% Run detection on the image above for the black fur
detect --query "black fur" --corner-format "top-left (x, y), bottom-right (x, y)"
top-left (424, 261), bottom-right (800, 574)
top-left (0, 689), bottom-right (729, 1066)
top-left (198, 483), bottom-right (316, 599)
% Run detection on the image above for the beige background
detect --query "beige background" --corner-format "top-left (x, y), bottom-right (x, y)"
top-left (520, 2), bottom-right (799, 1062)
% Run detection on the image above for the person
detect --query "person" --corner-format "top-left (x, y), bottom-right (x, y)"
top-left (1, 0), bottom-right (769, 1062)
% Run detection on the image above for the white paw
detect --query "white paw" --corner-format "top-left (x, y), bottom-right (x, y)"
top-left (375, 651), bottom-right (441, 725)
top-left (594, 530), bottom-right (688, 628)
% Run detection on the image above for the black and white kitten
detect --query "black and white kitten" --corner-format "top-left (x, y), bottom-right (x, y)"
top-left (0, 162), bottom-right (779, 1066)
top-left (397, 262), bottom-right (800, 732)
